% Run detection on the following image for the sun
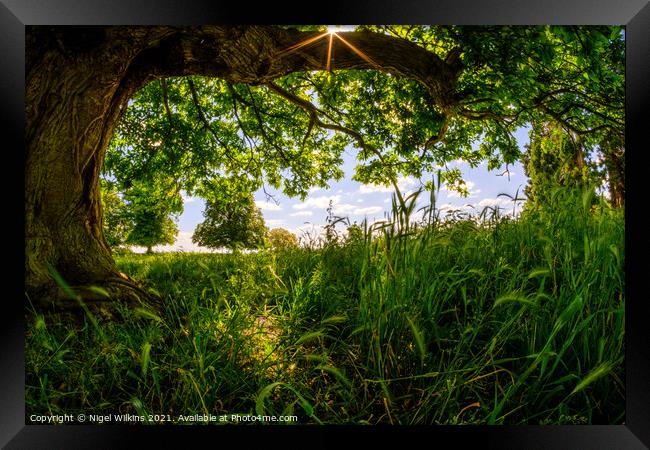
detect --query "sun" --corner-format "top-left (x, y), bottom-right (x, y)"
top-left (327, 25), bottom-right (341, 34)
top-left (276, 25), bottom-right (376, 73)
top-left (326, 25), bottom-right (356, 34)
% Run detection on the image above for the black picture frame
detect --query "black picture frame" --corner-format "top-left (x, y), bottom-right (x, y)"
top-left (3, 0), bottom-right (649, 448)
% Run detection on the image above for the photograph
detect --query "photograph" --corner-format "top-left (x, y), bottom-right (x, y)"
top-left (3, 0), bottom-right (649, 447)
top-left (24, 23), bottom-right (626, 425)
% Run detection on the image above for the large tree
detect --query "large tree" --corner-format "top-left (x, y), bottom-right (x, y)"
top-left (522, 121), bottom-right (594, 208)
top-left (192, 193), bottom-right (267, 251)
top-left (122, 179), bottom-right (182, 254)
top-left (25, 25), bottom-right (624, 309)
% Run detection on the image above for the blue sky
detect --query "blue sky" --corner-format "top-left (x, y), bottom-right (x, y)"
top-left (153, 126), bottom-right (532, 252)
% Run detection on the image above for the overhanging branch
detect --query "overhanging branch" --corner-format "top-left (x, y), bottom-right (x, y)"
top-left (186, 78), bottom-right (237, 164)
top-left (264, 81), bottom-right (409, 207)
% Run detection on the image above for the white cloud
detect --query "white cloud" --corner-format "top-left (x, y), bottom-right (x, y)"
top-left (443, 180), bottom-right (481, 198)
top-left (333, 203), bottom-right (357, 215)
top-left (291, 195), bottom-right (359, 216)
top-left (255, 200), bottom-right (282, 211)
top-left (290, 211), bottom-right (313, 217)
top-left (293, 195), bottom-right (341, 210)
top-left (359, 176), bottom-right (418, 194)
top-left (293, 224), bottom-right (319, 233)
top-left (438, 203), bottom-right (474, 211)
top-left (477, 197), bottom-right (513, 208)
top-left (290, 223), bottom-right (327, 243)
top-left (266, 219), bottom-right (285, 226)
top-left (293, 223), bottom-right (320, 233)
top-left (353, 206), bottom-right (383, 215)
top-left (357, 199), bottom-right (364, 203)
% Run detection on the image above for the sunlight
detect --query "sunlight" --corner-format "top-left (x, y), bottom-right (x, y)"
top-left (327, 25), bottom-right (342, 34)
top-left (333, 33), bottom-right (381, 68)
top-left (326, 32), bottom-right (334, 72)
top-left (275, 26), bottom-right (375, 73)
top-left (327, 25), bottom-right (357, 34)
top-left (276, 32), bottom-right (329, 56)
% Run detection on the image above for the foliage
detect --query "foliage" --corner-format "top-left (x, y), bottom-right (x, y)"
top-left (522, 122), bottom-right (594, 208)
top-left (105, 26), bottom-right (624, 203)
top-left (345, 223), bottom-right (364, 245)
top-left (26, 185), bottom-right (624, 425)
top-left (192, 193), bottom-right (267, 250)
top-left (99, 179), bottom-right (131, 248)
top-left (123, 179), bottom-right (182, 252)
top-left (266, 228), bottom-right (299, 250)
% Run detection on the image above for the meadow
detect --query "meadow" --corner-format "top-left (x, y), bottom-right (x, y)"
top-left (25, 186), bottom-right (625, 425)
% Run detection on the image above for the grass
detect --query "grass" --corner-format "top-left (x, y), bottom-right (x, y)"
top-left (25, 185), bottom-right (625, 425)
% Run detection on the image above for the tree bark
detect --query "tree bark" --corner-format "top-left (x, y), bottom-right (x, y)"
top-left (25, 26), bottom-right (463, 309)
top-left (26, 27), bottom-right (154, 308)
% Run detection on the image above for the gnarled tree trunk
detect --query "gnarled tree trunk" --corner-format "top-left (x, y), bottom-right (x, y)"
top-left (26, 27), bottom-right (153, 308)
top-left (25, 26), bottom-right (463, 309)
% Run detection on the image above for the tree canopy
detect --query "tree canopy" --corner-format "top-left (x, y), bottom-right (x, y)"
top-left (122, 178), bottom-right (182, 253)
top-left (107, 26), bottom-right (624, 211)
top-left (266, 228), bottom-right (299, 250)
top-left (100, 177), bottom-right (182, 253)
top-left (192, 193), bottom-right (267, 250)
top-left (522, 122), bottom-right (593, 208)
top-left (104, 25), bottom-right (624, 208)
top-left (100, 179), bottom-right (132, 248)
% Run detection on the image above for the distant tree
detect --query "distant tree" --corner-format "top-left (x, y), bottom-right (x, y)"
top-left (597, 130), bottom-right (625, 207)
top-left (267, 228), bottom-right (299, 250)
top-left (123, 180), bottom-right (182, 253)
top-left (192, 193), bottom-right (267, 251)
top-left (100, 179), bottom-right (132, 248)
top-left (522, 122), bottom-right (594, 209)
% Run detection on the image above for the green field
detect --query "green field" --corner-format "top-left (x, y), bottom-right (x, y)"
top-left (25, 187), bottom-right (624, 425)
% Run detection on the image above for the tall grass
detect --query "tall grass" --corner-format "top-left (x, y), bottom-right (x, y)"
top-left (25, 185), bottom-right (624, 425)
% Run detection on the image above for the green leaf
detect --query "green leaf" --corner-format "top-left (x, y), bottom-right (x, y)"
top-left (255, 382), bottom-right (284, 416)
top-left (317, 365), bottom-right (352, 388)
top-left (141, 342), bottom-right (152, 377)
top-left (134, 307), bottom-right (163, 323)
top-left (527, 268), bottom-right (550, 279)
top-left (494, 293), bottom-right (536, 307)
top-left (571, 361), bottom-right (617, 395)
top-left (87, 286), bottom-right (111, 298)
top-left (405, 315), bottom-right (426, 365)
top-left (294, 330), bottom-right (325, 346)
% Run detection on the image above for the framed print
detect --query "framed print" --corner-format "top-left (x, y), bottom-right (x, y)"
top-left (3, 0), bottom-right (649, 447)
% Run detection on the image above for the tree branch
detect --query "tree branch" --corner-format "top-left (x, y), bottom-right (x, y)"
top-left (160, 78), bottom-right (174, 128)
top-left (186, 78), bottom-right (237, 164)
top-left (244, 85), bottom-right (293, 167)
top-left (226, 83), bottom-right (259, 170)
top-left (265, 81), bottom-right (408, 207)
top-left (424, 116), bottom-right (450, 150)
